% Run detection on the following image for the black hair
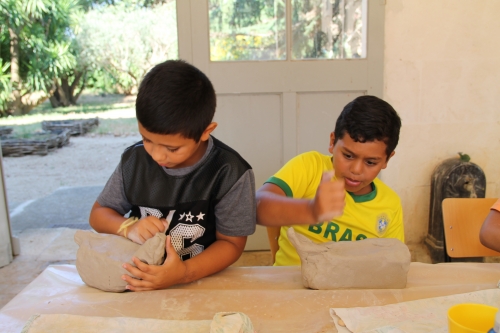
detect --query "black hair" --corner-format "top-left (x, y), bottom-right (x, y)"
top-left (135, 59), bottom-right (216, 141)
top-left (334, 95), bottom-right (401, 158)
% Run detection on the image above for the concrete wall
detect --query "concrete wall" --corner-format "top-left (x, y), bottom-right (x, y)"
top-left (382, 0), bottom-right (500, 246)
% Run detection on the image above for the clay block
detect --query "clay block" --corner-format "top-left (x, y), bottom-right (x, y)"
top-left (287, 228), bottom-right (411, 290)
top-left (74, 230), bottom-right (166, 292)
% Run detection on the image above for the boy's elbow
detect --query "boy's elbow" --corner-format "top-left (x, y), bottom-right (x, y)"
top-left (479, 229), bottom-right (488, 247)
top-left (479, 226), bottom-right (496, 250)
top-left (479, 210), bottom-right (500, 250)
top-left (88, 211), bottom-right (99, 230)
top-left (88, 201), bottom-right (105, 231)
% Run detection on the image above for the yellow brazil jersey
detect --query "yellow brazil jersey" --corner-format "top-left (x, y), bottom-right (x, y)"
top-left (267, 151), bottom-right (405, 266)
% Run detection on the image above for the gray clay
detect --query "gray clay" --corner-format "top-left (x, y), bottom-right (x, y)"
top-left (74, 230), bottom-right (166, 292)
top-left (287, 227), bottom-right (411, 290)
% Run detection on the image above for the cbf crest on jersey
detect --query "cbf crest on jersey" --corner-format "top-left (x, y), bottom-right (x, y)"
top-left (376, 214), bottom-right (389, 236)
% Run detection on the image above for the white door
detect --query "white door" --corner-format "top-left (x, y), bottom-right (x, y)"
top-left (177, 0), bottom-right (385, 250)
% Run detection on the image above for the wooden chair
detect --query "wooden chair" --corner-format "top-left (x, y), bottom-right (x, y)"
top-left (266, 226), bottom-right (281, 264)
top-left (442, 198), bottom-right (500, 259)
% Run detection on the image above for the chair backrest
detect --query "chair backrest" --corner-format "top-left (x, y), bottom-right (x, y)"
top-left (442, 198), bottom-right (500, 258)
top-left (266, 226), bottom-right (281, 264)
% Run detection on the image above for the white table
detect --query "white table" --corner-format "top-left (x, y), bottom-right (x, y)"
top-left (1, 263), bottom-right (499, 332)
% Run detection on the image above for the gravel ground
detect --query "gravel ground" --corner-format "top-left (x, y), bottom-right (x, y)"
top-left (2, 134), bottom-right (142, 207)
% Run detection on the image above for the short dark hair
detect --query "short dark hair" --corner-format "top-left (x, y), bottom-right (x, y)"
top-left (334, 95), bottom-right (401, 158)
top-left (136, 59), bottom-right (216, 141)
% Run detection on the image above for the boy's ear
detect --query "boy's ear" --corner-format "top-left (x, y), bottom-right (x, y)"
top-left (382, 151), bottom-right (396, 169)
top-left (328, 132), bottom-right (336, 154)
top-left (200, 122), bottom-right (218, 141)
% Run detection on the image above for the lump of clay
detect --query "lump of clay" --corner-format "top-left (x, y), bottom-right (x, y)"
top-left (210, 312), bottom-right (255, 333)
top-left (287, 228), bottom-right (411, 290)
top-left (74, 230), bottom-right (166, 292)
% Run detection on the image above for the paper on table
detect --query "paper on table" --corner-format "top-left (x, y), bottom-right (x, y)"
top-left (21, 314), bottom-right (211, 333)
top-left (22, 312), bottom-right (255, 333)
top-left (330, 289), bottom-right (500, 333)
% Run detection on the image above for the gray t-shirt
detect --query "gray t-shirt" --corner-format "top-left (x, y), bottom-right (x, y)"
top-left (97, 136), bottom-right (256, 237)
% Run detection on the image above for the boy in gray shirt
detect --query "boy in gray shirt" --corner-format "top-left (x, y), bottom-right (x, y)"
top-left (89, 60), bottom-right (256, 291)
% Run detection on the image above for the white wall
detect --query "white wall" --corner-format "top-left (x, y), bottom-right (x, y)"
top-left (382, 0), bottom-right (500, 245)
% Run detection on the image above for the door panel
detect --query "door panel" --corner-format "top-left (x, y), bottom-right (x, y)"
top-left (297, 91), bottom-right (364, 155)
top-left (214, 94), bottom-right (282, 187)
top-left (209, 61), bottom-right (368, 93)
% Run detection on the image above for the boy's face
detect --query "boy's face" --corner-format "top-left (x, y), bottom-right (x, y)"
top-left (328, 132), bottom-right (394, 196)
top-left (138, 122), bottom-right (217, 169)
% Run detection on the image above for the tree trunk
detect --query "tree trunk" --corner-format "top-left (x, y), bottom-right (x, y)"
top-left (49, 71), bottom-right (86, 108)
top-left (49, 78), bottom-right (71, 107)
top-left (49, 88), bottom-right (63, 108)
top-left (58, 77), bottom-right (71, 107)
top-left (9, 27), bottom-right (22, 115)
top-left (69, 70), bottom-right (86, 104)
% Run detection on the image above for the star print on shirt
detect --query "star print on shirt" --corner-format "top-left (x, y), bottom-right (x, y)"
top-left (179, 212), bottom-right (185, 220)
top-left (185, 212), bottom-right (194, 222)
top-left (196, 212), bottom-right (205, 221)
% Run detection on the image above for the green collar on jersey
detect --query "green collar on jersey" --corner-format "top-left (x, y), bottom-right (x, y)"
top-left (348, 182), bottom-right (377, 203)
top-left (265, 176), bottom-right (377, 203)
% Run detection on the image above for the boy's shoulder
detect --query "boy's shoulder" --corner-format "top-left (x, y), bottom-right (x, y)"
top-left (210, 136), bottom-right (252, 170)
top-left (122, 140), bottom-right (144, 154)
top-left (372, 177), bottom-right (402, 206)
top-left (286, 150), bottom-right (332, 168)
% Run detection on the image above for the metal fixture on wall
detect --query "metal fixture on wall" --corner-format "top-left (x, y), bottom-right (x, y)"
top-left (425, 153), bottom-right (486, 263)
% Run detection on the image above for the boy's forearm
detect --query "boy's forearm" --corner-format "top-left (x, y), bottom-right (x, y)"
top-left (180, 236), bottom-right (246, 284)
top-left (89, 201), bottom-right (127, 236)
top-left (256, 191), bottom-right (316, 227)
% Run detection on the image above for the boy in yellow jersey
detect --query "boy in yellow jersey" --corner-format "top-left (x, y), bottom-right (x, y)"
top-left (256, 95), bottom-right (404, 266)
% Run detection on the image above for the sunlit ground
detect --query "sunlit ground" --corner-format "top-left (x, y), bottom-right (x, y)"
top-left (0, 94), bottom-right (139, 136)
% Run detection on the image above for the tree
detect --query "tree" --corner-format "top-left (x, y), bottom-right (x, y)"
top-left (0, 60), bottom-right (11, 112)
top-left (77, 1), bottom-right (177, 95)
top-left (0, 0), bottom-right (82, 115)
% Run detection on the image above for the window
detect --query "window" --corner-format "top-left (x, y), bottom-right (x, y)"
top-left (209, 0), bottom-right (366, 62)
top-left (292, 0), bottom-right (366, 59)
top-left (209, 0), bottom-right (286, 61)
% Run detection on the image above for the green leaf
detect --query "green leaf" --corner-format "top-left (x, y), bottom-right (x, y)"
top-left (458, 152), bottom-right (471, 163)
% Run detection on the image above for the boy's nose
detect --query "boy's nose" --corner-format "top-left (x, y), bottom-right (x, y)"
top-left (150, 145), bottom-right (165, 163)
top-left (350, 161), bottom-right (363, 175)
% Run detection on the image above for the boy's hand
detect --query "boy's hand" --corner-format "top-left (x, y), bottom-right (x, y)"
top-left (122, 235), bottom-right (186, 291)
top-left (127, 216), bottom-right (169, 245)
top-left (310, 170), bottom-right (345, 223)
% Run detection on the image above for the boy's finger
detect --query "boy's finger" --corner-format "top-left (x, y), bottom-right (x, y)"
top-left (165, 235), bottom-right (176, 256)
top-left (122, 259), bottom-right (144, 277)
top-left (146, 217), bottom-right (166, 232)
top-left (333, 176), bottom-right (345, 189)
top-left (321, 170), bottom-right (335, 183)
top-left (132, 256), bottom-right (151, 272)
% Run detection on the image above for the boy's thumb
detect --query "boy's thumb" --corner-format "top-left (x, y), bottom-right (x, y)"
top-left (161, 218), bottom-right (169, 231)
top-left (321, 170), bottom-right (335, 183)
top-left (165, 235), bottom-right (175, 255)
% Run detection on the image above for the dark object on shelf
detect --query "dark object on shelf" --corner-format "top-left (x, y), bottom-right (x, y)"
top-left (1, 129), bottom-right (71, 157)
top-left (41, 118), bottom-right (99, 136)
top-left (425, 155), bottom-right (486, 263)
